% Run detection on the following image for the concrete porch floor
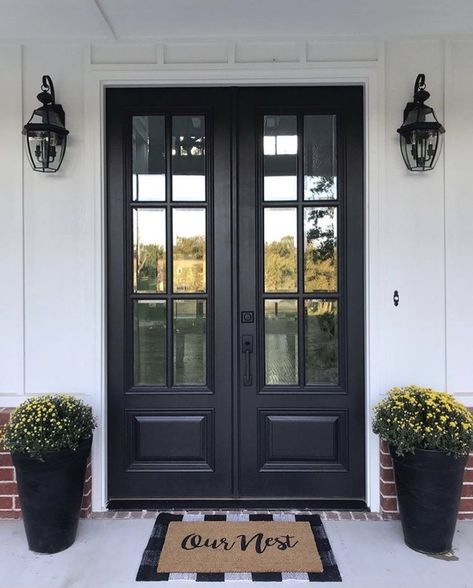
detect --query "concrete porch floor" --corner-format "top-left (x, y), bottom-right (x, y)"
top-left (0, 518), bottom-right (472, 588)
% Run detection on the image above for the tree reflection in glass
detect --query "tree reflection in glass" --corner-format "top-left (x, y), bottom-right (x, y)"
top-left (305, 299), bottom-right (338, 385)
top-left (304, 115), bottom-right (337, 200)
top-left (133, 209), bottom-right (166, 293)
top-left (264, 208), bottom-right (297, 292)
top-left (304, 207), bottom-right (337, 292)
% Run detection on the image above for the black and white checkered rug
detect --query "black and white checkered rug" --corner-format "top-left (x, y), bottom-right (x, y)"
top-left (136, 513), bottom-right (342, 582)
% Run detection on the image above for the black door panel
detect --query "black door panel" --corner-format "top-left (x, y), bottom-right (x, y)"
top-left (107, 88), bottom-right (233, 499)
top-left (237, 87), bottom-right (364, 499)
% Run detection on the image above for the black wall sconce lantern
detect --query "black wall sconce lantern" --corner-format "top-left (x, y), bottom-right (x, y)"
top-left (22, 75), bottom-right (69, 173)
top-left (397, 74), bottom-right (445, 172)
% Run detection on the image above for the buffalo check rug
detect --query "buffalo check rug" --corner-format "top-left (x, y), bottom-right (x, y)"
top-left (136, 513), bottom-right (342, 582)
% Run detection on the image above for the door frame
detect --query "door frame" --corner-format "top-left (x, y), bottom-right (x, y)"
top-left (84, 61), bottom-right (385, 512)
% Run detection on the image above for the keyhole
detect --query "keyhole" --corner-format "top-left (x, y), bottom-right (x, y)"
top-left (393, 290), bottom-right (400, 307)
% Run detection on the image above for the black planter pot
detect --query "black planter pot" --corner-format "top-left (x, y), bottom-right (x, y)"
top-left (12, 436), bottom-right (92, 554)
top-left (390, 446), bottom-right (467, 554)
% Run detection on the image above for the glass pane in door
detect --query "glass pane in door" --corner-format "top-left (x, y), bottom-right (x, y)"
top-left (264, 207), bottom-right (297, 292)
top-left (305, 299), bottom-right (338, 385)
top-left (263, 115), bottom-right (297, 201)
top-left (133, 208), bottom-right (166, 293)
top-left (133, 300), bottom-right (167, 385)
top-left (264, 299), bottom-right (298, 385)
top-left (172, 208), bottom-right (206, 293)
top-left (173, 300), bottom-right (206, 385)
top-left (172, 115), bottom-right (206, 201)
top-left (132, 116), bottom-right (166, 201)
top-left (304, 115), bottom-right (337, 200)
top-left (304, 207), bottom-right (337, 292)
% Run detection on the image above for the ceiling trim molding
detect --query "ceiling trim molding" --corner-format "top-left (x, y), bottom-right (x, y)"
top-left (88, 38), bottom-right (381, 69)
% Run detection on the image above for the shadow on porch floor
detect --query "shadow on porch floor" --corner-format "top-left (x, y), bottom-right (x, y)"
top-left (0, 518), bottom-right (472, 587)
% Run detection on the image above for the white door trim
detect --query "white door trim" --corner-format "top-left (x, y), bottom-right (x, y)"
top-left (84, 57), bottom-right (386, 512)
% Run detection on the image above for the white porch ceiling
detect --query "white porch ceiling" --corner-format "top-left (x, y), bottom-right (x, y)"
top-left (0, 0), bottom-right (472, 41)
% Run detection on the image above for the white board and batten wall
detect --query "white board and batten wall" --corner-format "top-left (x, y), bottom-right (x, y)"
top-left (0, 37), bottom-right (472, 511)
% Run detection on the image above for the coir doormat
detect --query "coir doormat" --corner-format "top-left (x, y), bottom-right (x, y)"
top-left (136, 513), bottom-right (341, 582)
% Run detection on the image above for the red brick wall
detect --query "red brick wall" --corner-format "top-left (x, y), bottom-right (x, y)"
top-left (380, 438), bottom-right (473, 520)
top-left (0, 408), bottom-right (92, 519)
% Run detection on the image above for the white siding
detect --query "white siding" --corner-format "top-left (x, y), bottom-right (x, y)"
top-left (382, 40), bottom-right (446, 390)
top-left (445, 40), bottom-right (473, 397)
top-left (0, 46), bottom-right (23, 394)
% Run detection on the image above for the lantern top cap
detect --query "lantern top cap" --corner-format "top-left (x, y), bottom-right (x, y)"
top-left (396, 73), bottom-right (445, 136)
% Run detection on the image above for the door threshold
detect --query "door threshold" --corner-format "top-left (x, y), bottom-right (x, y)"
top-left (107, 499), bottom-right (368, 511)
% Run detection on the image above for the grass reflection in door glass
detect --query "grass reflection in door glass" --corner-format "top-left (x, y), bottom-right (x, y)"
top-left (133, 300), bottom-right (167, 386)
top-left (173, 208), bottom-right (206, 293)
top-left (173, 300), bottom-right (206, 385)
top-left (264, 299), bottom-right (298, 385)
top-left (305, 299), bottom-right (338, 385)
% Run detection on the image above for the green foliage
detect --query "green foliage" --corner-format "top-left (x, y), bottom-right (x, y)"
top-left (174, 236), bottom-right (206, 293)
top-left (1, 395), bottom-right (97, 459)
top-left (174, 236), bottom-right (205, 260)
top-left (304, 207), bottom-right (337, 291)
top-left (264, 236), bottom-right (297, 291)
top-left (372, 386), bottom-right (473, 458)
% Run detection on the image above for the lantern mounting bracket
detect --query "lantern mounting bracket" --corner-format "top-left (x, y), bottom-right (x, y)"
top-left (37, 75), bottom-right (56, 106)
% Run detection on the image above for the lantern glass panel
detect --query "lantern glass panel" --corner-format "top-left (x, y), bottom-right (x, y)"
top-left (400, 128), bottom-right (442, 172)
top-left (26, 129), bottom-right (67, 172)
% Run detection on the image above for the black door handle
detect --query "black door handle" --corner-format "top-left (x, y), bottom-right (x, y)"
top-left (242, 335), bottom-right (253, 386)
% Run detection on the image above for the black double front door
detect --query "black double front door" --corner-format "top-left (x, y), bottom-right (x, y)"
top-left (107, 86), bottom-right (365, 505)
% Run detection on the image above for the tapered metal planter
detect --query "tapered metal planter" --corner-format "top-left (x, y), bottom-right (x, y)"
top-left (12, 437), bottom-right (92, 554)
top-left (390, 446), bottom-right (467, 554)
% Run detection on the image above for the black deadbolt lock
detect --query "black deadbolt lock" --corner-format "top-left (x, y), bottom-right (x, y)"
top-left (241, 311), bottom-right (254, 323)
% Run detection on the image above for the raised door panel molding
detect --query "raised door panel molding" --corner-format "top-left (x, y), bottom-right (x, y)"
top-left (126, 409), bottom-right (215, 472)
top-left (258, 409), bottom-right (348, 472)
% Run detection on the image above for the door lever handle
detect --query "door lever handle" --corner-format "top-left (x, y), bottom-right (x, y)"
top-left (242, 335), bottom-right (253, 386)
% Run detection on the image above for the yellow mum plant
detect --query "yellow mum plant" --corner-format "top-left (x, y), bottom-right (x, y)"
top-left (372, 386), bottom-right (473, 457)
top-left (1, 394), bottom-right (96, 459)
